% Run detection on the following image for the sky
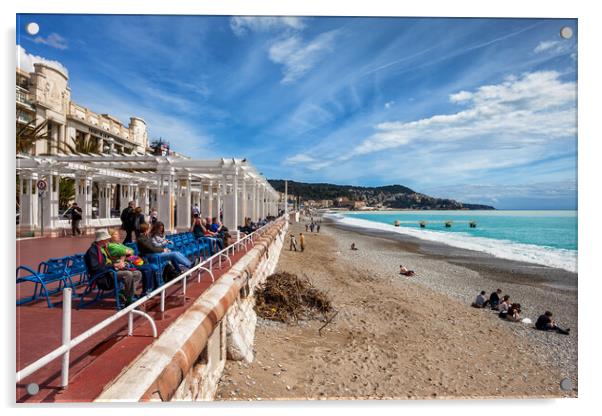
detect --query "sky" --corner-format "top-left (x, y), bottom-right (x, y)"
top-left (16, 15), bottom-right (578, 209)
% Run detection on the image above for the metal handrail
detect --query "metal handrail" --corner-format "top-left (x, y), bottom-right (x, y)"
top-left (16, 216), bottom-right (285, 387)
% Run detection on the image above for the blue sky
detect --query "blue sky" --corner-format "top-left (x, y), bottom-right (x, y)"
top-left (16, 15), bottom-right (577, 209)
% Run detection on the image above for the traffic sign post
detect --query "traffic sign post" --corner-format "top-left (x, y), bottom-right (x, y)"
top-left (37, 180), bottom-right (47, 236)
top-left (36, 180), bottom-right (47, 192)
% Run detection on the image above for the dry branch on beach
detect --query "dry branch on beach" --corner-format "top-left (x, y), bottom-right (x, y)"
top-left (254, 272), bottom-right (333, 323)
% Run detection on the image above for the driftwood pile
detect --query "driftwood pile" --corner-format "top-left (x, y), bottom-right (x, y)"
top-left (254, 272), bottom-right (332, 323)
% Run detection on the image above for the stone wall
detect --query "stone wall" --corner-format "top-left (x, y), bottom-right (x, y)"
top-left (95, 218), bottom-right (288, 402)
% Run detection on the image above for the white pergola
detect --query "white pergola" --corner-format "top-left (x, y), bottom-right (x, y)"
top-left (16, 153), bottom-right (282, 234)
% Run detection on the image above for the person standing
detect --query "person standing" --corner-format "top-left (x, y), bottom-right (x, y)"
top-left (149, 207), bottom-right (158, 225)
top-left (305, 224), bottom-right (309, 232)
top-left (316, 223), bottom-right (321, 233)
top-left (133, 207), bottom-right (146, 239)
top-left (70, 202), bottom-right (83, 236)
top-left (299, 232), bottom-right (305, 252)
top-left (289, 234), bottom-right (298, 251)
top-left (121, 201), bottom-right (136, 244)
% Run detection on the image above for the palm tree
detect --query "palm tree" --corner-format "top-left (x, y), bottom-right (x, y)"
top-left (16, 117), bottom-right (50, 154)
top-left (57, 134), bottom-right (101, 155)
top-left (59, 177), bottom-right (75, 211)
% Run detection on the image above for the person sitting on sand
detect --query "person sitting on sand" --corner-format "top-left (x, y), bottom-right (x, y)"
top-left (505, 303), bottom-right (522, 321)
top-left (472, 291), bottom-right (487, 308)
top-left (350, 242), bottom-right (358, 250)
top-left (498, 295), bottom-right (511, 318)
top-left (484, 288), bottom-right (502, 309)
top-left (535, 311), bottom-right (570, 335)
top-left (399, 265), bottom-right (415, 276)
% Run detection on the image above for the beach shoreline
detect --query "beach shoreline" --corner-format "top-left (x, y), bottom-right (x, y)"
top-left (215, 215), bottom-right (577, 400)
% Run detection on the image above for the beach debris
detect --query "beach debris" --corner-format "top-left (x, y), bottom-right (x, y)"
top-left (254, 272), bottom-right (333, 323)
top-left (318, 310), bottom-right (340, 336)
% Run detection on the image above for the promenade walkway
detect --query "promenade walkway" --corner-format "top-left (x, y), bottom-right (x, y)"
top-left (16, 233), bottom-right (247, 402)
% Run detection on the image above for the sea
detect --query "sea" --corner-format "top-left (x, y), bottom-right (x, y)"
top-left (326, 210), bottom-right (577, 273)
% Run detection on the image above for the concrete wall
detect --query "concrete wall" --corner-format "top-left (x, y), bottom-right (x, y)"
top-left (95, 218), bottom-right (288, 402)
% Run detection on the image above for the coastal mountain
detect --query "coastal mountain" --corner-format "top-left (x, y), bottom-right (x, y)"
top-left (268, 180), bottom-right (495, 210)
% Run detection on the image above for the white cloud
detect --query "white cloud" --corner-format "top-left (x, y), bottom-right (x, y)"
top-left (534, 40), bottom-right (560, 53)
top-left (347, 71), bottom-right (576, 159)
top-left (384, 100), bottom-right (395, 109)
top-left (449, 90), bottom-right (472, 103)
top-left (284, 154), bottom-right (316, 164)
top-left (33, 32), bottom-right (68, 50)
top-left (230, 16), bottom-right (304, 36)
top-left (534, 39), bottom-right (574, 55)
top-left (16, 45), bottom-right (69, 76)
top-left (268, 30), bottom-right (338, 84)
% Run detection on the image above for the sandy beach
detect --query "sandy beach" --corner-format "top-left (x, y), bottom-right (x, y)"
top-left (215, 216), bottom-right (577, 400)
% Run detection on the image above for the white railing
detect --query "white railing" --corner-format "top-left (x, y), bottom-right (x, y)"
top-left (16, 217), bottom-right (284, 388)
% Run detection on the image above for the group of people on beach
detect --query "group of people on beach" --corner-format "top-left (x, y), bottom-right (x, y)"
top-left (304, 221), bottom-right (320, 233)
top-left (471, 288), bottom-right (569, 335)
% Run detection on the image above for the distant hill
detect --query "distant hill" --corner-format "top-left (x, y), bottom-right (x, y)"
top-left (268, 179), bottom-right (495, 210)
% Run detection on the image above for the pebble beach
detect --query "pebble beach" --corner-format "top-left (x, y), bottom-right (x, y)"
top-left (215, 215), bottom-right (577, 400)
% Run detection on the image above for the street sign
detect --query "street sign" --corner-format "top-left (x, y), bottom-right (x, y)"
top-left (36, 180), bottom-right (47, 191)
top-left (38, 189), bottom-right (47, 198)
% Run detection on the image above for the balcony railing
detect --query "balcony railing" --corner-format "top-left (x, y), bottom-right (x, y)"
top-left (16, 86), bottom-right (32, 106)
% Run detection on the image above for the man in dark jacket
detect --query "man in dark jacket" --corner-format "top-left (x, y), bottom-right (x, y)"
top-left (120, 201), bottom-right (136, 244)
top-left (70, 202), bottom-right (83, 236)
top-left (84, 229), bottom-right (141, 306)
top-left (535, 311), bottom-right (570, 335)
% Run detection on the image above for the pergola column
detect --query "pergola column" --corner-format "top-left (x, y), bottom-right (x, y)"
top-left (202, 181), bottom-right (213, 219)
top-left (237, 177), bottom-right (247, 226)
top-left (40, 172), bottom-right (59, 232)
top-left (176, 175), bottom-right (191, 231)
top-left (99, 182), bottom-right (112, 218)
top-left (138, 184), bottom-right (148, 215)
top-left (157, 171), bottom-right (175, 232)
top-left (259, 185), bottom-right (266, 220)
top-left (75, 174), bottom-right (93, 226)
top-left (223, 171), bottom-right (238, 233)
top-left (212, 184), bottom-right (220, 221)
top-left (18, 172), bottom-right (39, 233)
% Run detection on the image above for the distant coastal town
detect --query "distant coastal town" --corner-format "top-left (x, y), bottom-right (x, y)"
top-left (268, 179), bottom-right (495, 211)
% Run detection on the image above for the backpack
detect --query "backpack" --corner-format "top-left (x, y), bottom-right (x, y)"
top-left (163, 262), bottom-right (180, 282)
top-left (95, 273), bottom-right (115, 291)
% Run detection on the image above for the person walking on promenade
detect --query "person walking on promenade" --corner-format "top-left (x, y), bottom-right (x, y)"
top-left (305, 223), bottom-right (309, 232)
top-left (289, 234), bottom-right (298, 251)
top-left (316, 223), bottom-right (321, 233)
top-left (84, 229), bottom-right (142, 307)
top-left (299, 232), bottom-right (305, 252)
top-left (310, 222), bottom-right (315, 233)
top-left (70, 202), bottom-right (83, 236)
top-left (121, 201), bottom-right (136, 244)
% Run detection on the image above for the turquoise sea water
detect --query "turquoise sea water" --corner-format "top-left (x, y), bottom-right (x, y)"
top-left (328, 210), bottom-right (577, 272)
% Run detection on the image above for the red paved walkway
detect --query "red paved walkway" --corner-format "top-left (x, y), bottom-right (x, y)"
top-left (16, 234), bottom-right (248, 402)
